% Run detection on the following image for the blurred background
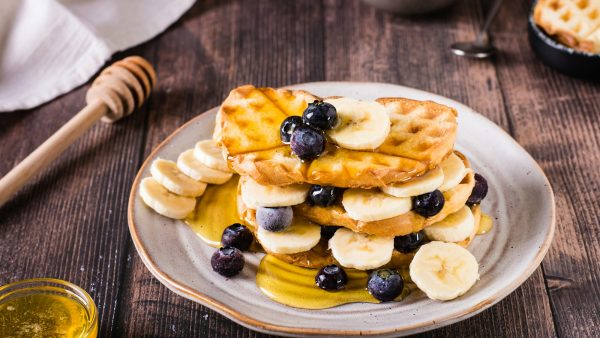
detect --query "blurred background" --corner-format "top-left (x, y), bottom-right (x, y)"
top-left (0, 0), bottom-right (598, 337)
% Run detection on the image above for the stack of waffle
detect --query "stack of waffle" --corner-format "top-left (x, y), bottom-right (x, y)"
top-left (534, 0), bottom-right (600, 53)
top-left (215, 85), bottom-right (481, 271)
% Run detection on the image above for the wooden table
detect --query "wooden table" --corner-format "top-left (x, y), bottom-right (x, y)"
top-left (1, 0), bottom-right (598, 336)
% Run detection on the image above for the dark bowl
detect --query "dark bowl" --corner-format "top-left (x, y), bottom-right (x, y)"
top-left (528, 6), bottom-right (600, 79)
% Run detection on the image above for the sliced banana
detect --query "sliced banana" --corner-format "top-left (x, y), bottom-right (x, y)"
top-left (439, 153), bottom-right (469, 191)
top-left (151, 158), bottom-right (207, 197)
top-left (329, 228), bottom-right (394, 270)
top-left (177, 149), bottom-right (233, 185)
top-left (194, 140), bottom-right (232, 173)
top-left (424, 206), bottom-right (475, 242)
top-left (382, 166), bottom-right (444, 198)
top-left (139, 177), bottom-right (196, 219)
top-left (410, 241), bottom-right (479, 301)
top-left (257, 217), bottom-right (321, 254)
top-left (241, 177), bottom-right (309, 208)
top-left (325, 98), bottom-right (391, 150)
top-left (342, 188), bottom-right (412, 222)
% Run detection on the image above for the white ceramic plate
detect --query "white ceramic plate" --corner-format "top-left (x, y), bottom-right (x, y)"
top-left (128, 82), bottom-right (555, 337)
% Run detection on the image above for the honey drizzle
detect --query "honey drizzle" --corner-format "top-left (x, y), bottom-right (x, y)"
top-left (256, 255), bottom-right (410, 309)
top-left (185, 176), bottom-right (242, 247)
top-left (477, 213), bottom-right (494, 235)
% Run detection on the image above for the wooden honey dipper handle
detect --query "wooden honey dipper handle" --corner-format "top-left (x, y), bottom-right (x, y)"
top-left (0, 56), bottom-right (156, 208)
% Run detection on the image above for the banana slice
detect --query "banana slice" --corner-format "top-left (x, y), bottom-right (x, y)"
top-left (329, 228), bottom-right (394, 270)
top-left (342, 188), bottom-right (412, 222)
top-left (257, 217), bottom-right (321, 254)
top-left (151, 158), bottom-right (207, 197)
top-left (325, 98), bottom-right (391, 150)
top-left (410, 241), bottom-right (479, 301)
top-left (382, 166), bottom-right (444, 198)
top-left (241, 177), bottom-right (309, 208)
top-left (139, 177), bottom-right (196, 219)
top-left (424, 206), bottom-right (475, 242)
top-left (194, 140), bottom-right (232, 173)
top-left (439, 153), bottom-right (469, 191)
top-left (177, 149), bottom-right (233, 185)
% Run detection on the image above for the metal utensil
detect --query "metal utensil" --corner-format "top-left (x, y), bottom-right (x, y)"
top-left (451, 0), bottom-right (504, 58)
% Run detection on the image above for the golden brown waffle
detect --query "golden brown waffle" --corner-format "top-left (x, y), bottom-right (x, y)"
top-left (215, 85), bottom-right (458, 188)
top-left (238, 189), bottom-right (481, 270)
top-left (293, 151), bottom-right (475, 237)
top-left (534, 0), bottom-right (600, 53)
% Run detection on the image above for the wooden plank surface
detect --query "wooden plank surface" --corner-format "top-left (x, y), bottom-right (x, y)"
top-left (0, 0), bottom-right (597, 336)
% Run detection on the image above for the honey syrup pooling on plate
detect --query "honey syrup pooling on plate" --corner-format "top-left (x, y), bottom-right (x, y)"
top-left (186, 175), bottom-right (243, 247)
top-left (0, 293), bottom-right (96, 337)
top-left (256, 255), bottom-right (411, 309)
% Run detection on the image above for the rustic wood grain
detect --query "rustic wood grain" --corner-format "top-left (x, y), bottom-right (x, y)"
top-left (0, 44), bottom-right (155, 336)
top-left (1, 0), bottom-right (597, 336)
top-left (491, 1), bottom-right (600, 337)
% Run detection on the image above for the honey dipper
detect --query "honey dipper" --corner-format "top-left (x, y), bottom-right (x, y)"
top-left (0, 56), bottom-right (156, 208)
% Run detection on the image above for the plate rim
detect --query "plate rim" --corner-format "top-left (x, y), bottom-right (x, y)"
top-left (127, 81), bottom-right (556, 336)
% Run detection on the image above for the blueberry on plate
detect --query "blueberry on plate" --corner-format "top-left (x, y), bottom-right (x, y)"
top-left (394, 231), bottom-right (425, 253)
top-left (413, 190), bottom-right (445, 217)
top-left (467, 173), bottom-right (488, 205)
top-left (280, 116), bottom-right (303, 144)
top-left (290, 125), bottom-right (326, 161)
top-left (302, 100), bottom-right (338, 130)
top-left (256, 206), bottom-right (293, 232)
top-left (320, 225), bottom-right (341, 240)
top-left (315, 264), bottom-right (348, 290)
top-left (367, 269), bottom-right (404, 302)
top-left (211, 247), bottom-right (245, 277)
top-left (221, 223), bottom-right (253, 251)
top-left (308, 185), bottom-right (343, 207)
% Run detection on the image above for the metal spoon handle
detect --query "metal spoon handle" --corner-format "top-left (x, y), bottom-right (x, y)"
top-left (476, 0), bottom-right (504, 44)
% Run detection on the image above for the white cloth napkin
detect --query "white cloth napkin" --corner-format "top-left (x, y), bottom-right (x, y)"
top-left (0, 0), bottom-right (195, 112)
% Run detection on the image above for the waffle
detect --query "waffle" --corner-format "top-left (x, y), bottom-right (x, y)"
top-left (238, 188), bottom-right (481, 269)
top-left (293, 151), bottom-right (474, 237)
top-left (534, 0), bottom-right (600, 53)
top-left (215, 85), bottom-right (458, 188)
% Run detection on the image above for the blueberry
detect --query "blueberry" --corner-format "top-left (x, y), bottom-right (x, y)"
top-left (280, 116), bottom-right (303, 144)
top-left (290, 125), bottom-right (326, 161)
top-left (211, 247), bottom-right (245, 277)
top-left (413, 190), bottom-right (445, 217)
top-left (467, 173), bottom-right (488, 205)
top-left (256, 206), bottom-right (293, 232)
top-left (394, 231), bottom-right (425, 253)
top-left (367, 269), bottom-right (404, 302)
top-left (221, 223), bottom-right (253, 251)
top-left (315, 265), bottom-right (347, 290)
top-left (302, 100), bottom-right (338, 130)
top-left (308, 185), bottom-right (343, 207)
top-left (320, 226), bottom-right (341, 240)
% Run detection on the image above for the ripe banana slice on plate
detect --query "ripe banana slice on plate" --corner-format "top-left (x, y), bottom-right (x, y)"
top-left (241, 177), bottom-right (309, 208)
top-left (342, 188), bottom-right (412, 222)
top-left (151, 159), bottom-right (207, 197)
top-left (410, 241), bottom-right (479, 301)
top-left (257, 217), bottom-right (321, 254)
top-left (424, 206), bottom-right (475, 242)
top-left (139, 177), bottom-right (196, 219)
top-left (177, 149), bottom-right (233, 185)
top-left (439, 153), bottom-right (469, 191)
top-left (325, 98), bottom-right (391, 150)
top-left (329, 228), bottom-right (394, 270)
top-left (194, 140), bottom-right (232, 173)
top-left (382, 166), bottom-right (444, 198)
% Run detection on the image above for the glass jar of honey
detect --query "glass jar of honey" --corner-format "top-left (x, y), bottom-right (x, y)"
top-left (0, 278), bottom-right (97, 337)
